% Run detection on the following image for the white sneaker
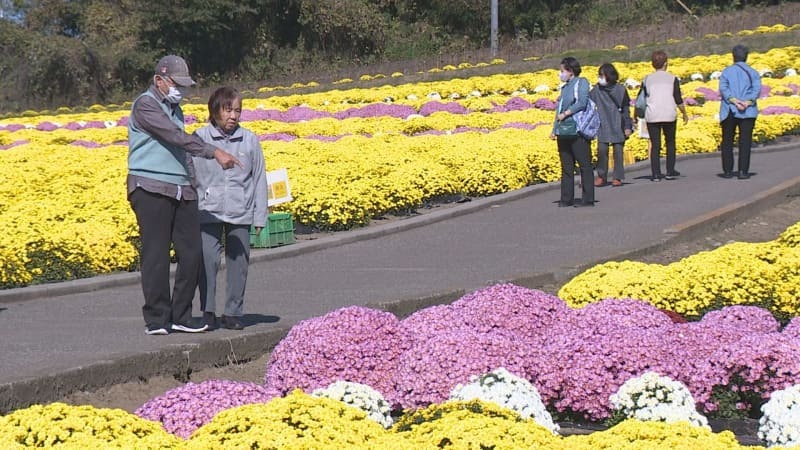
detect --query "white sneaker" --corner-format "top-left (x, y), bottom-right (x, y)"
top-left (170, 322), bottom-right (209, 333)
top-left (145, 326), bottom-right (168, 336)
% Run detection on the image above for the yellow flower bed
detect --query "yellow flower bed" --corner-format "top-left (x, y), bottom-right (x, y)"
top-left (0, 144), bottom-right (137, 286)
top-left (0, 398), bottom-right (779, 448)
top-left (559, 223), bottom-right (800, 319)
top-left (565, 419), bottom-right (751, 449)
top-left (186, 389), bottom-right (386, 449)
top-left (0, 402), bottom-right (181, 448)
top-left (381, 400), bottom-right (563, 449)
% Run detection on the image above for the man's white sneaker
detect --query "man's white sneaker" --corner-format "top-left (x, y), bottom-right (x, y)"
top-left (145, 326), bottom-right (168, 336)
top-left (170, 322), bottom-right (209, 333)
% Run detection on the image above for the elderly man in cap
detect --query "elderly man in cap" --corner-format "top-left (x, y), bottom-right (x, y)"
top-left (127, 55), bottom-right (242, 335)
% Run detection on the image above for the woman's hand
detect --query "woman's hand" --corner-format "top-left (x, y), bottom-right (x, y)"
top-left (557, 111), bottom-right (569, 121)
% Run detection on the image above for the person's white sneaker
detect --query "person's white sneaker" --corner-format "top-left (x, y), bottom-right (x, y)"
top-left (145, 326), bottom-right (168, 336)
top-left (170, 322), bottom-right (209, 333)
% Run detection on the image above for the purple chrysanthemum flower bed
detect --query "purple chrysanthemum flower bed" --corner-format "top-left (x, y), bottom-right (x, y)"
top-left (393, 328), bottom-right (530, 408)
top-left (695, 87), bottom-right (722, 101)
top-left (0, 140), bottom-right (29, 150)
top-left (334, 103), bottom-right (417, 119)
top-left (418, 101), bottom-right (469, 116)
top-left (502, 121), bottom-right (542, 130)
top-left (135, 379), bottom-right (279, 438)
top-left (263, 284), bottom-right (800, 421)
top-left (259, 132), bottom-right (297, 142)
top-left (489, 97), bottom-right (533, 113)
top-left (0, 124), bottom-right (25, 132)
top-left (533, 98), bottom-right (557, 110)
top-left (762, 105), bottom-right (800, 115)
top-left (264, 305), bottom-right (411, 406)
top-left (70, 140), bottom-right (106, 148)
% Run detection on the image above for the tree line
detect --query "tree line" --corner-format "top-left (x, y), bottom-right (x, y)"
top-left (0, 0), bottom-right (788, 111)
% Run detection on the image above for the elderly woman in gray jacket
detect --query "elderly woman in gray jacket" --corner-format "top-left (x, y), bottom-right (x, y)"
top-left (193, 87), bottom-right (267, 330)
top-left (590, 63), bottom-right (633, 187)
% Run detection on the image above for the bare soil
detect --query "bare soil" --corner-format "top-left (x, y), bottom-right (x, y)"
top-left (59, 194), bottom-right (800, 416)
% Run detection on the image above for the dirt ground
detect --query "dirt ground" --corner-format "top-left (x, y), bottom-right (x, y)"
top-left (60, 194), bottom-right (800, 418)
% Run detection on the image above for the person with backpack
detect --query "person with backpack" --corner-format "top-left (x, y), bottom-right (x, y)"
top-left (590, 63), bottom-right (633, 187)
top-left (718, 44), bottom-right (761, 179)
top-left (550, 56), bottom-right (596, 207)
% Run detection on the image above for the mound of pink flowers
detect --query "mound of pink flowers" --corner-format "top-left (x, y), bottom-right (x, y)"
top-left (264, 283), bottom-right (800, 421)
top-left (134, 380), bottom-right (279, 438)
top-left (264, 306), bottom-right (412, 406)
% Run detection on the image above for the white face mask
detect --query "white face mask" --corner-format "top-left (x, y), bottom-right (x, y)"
top-left (164, 86), bottom-right (183, 105)
top-left (559, 71), bottom-right (570, 82)
top-left (598, 76), bottom-right (607, 86)
top-left (164, 86), bottom-right (183, 104)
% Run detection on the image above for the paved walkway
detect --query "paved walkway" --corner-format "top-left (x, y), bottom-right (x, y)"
top-left (2, 142), bottom-right (800, 413)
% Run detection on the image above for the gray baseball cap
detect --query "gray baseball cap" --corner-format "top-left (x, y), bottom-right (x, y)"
top-left (154, 55), bottom-right (196, 87)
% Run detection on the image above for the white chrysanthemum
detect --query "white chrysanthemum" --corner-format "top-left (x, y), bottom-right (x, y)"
top-left (405, 113), bottom-right (424, 121)
top-left (427, 92), bottom-right (442, 100)
top-left (690, 73), bottom-right (704, 81)
top-left (758, 384), bottom-right (800, 448)
top-left (406, 94), bottom-right (418, 101)
top-left (610, 371), bottom-right (709, 429)
top-left (624, 78), bottom-right (641, 89)
top-left (449, 92), bottom-right (461, 99)
top-left (468, 90), bottom-right (482, 97)
top-left (312, 380), bottom-right (393, 428)
top-left (533, 84), bottom-right (551, 93)
top-left (759, 68), bottom-right (774, 77)
top-left (709, 71), bottom-right (723, 80)
top-left (785, 68), bottom-right (798, 77)
top-left (449, 367), bottom-right (559, 434)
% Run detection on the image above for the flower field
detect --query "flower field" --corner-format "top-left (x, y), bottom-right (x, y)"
top-left (3, 40), bottom-right (800, 287)
top-left (3, 22), bottom-right (800, 448)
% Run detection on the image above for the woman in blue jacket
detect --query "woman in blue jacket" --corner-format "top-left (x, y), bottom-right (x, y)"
top-left (719, 44), bottom-right (761, 179)
top-left (193, 87), bottom-right (268, 330)
top-left (551, 57), bottom-right (595, 207)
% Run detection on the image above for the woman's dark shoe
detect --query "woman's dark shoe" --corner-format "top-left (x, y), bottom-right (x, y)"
top-left (721, 172), bottom-right (735, 179)
top-left (574, 202), bottom-right (595, 208)
top-left (221, 315), bottom-right (245, 330)
top-left (738, 172), bottom-right (750, 179)
top-left (203, 312), bottom-right (217, 330)
top-left (558, 201), bottom-right (574, 207)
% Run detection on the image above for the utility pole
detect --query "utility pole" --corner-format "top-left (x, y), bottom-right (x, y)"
top-left (490, 0), bottom-right (499, 58)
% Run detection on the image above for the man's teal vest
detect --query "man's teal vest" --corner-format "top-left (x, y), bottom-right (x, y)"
top-left (127, 91), bottom-right (191, 185)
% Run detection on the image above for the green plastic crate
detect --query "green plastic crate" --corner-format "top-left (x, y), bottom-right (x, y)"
top-left (250, 213), bottom-right (296, 248)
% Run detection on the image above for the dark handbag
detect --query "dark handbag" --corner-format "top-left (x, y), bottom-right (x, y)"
top-left (555, 117), bottom-right (578, 136)
top-left (634, 77), bottom-right (647, 119)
